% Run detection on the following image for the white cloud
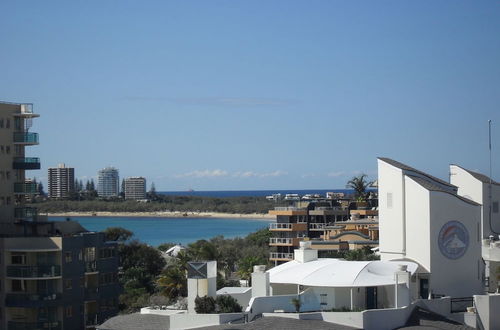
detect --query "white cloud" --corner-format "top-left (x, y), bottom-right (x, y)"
top-left (174, 169), bottom-right (229, 178)
top-left (327, 171), bottom-right (346, 177)
top-left (174, 169), bottom-right (287, 179)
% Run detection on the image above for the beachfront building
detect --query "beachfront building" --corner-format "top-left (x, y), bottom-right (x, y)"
top-left (0, 102), bottom-right (120, 330)
top-left (97, 167), bottom-right (119, 198)
top-left (48, 163), bottom-right (75, 199)
top-left (124, 177), bottom-right (146, 200)
top-left (268, 199), bottom-right (377, 264)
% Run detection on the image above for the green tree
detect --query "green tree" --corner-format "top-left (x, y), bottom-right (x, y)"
top-left (237, 256), bottom-right (265, 286)
top-left (346, 174), bottom-right (371, 200)
top-left (157, 265), bottom-right (187, 299)
top-left (216, 295), bottom-right (242, 313)
top-left (195, 296), bottom-right (216, 314)
top-left (104, 227), bottom-right (133, 242)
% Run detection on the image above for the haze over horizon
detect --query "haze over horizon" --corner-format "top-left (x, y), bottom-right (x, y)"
top-left (1, 1), bottom-right (499, 191)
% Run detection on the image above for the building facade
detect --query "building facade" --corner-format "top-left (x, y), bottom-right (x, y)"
top-left (378, 157), bottom-right (483, 299)
top-left (97, 168), bottom-right (119, 198)
top-left (124, 177), bottom-right (146, 200)
top-left (0, 102), bottom-right (120, 330)
top-left (48, 164), bottom-right (75, 199)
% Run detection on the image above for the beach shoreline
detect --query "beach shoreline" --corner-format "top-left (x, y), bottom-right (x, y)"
top-left (47, 211), bottom-right (275, 220)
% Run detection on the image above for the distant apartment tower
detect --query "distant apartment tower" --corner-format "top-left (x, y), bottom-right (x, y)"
top-left (124, 177), bottom-right (146, 200)
top-left (48, 163), bottom-right (75, 198)
top-left (97, 167), bottom-right (119, 197)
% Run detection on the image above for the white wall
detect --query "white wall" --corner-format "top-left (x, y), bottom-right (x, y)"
top-left (429, 191), bottom-right (483, 297)
top-left (378, 160), bottom-right (406, 259)
top-left (450, 165), bottom-right (500, 237)
top-left (474, 294), bottom-right (500, 330)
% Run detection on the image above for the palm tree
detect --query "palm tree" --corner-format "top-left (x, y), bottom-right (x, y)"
top-left (237, 256), bottom-right (264, 286)
top-left (346, 174), bottom-right (371, 200)
top-left (157, 265), bottom-right (187, 299)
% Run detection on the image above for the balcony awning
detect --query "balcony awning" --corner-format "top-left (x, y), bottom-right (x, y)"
top-left (268, 258), bottom-right (418, 288)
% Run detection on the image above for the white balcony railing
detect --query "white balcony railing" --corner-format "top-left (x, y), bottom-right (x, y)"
top-left (309, 223), bottom-right (327, 230)
top-left (269, 223), bottom-right (292, 230)
top-left (269, 252), bottom-right (294, 260)
top-left (269, 237), bottom-right (293, 245)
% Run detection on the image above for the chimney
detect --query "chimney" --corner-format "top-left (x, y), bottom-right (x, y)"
top-left (251, 265), bottom-right (269, 297)
top-left (294, 241), bottom-right (318, 263)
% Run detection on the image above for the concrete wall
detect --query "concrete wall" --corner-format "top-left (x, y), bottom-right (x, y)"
top-left (450, 165), bottom-right (500, 237)
top-left (378, 160), bottom-right (406, 259)
top-left (474, 294), bottom-right (500, 330)
top-left (362, 305), bottom-right (413, 330)
top-left (246, 294), bottom-right (297, 320)
top-left (429, 191), bottom-right (483, 297)
top-left (404, 178), bottom-right (431, 271)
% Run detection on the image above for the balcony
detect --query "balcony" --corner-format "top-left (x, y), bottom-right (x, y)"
top-left (309, 223), bottom-right (327, 231)
top-left (8, 321), bottom-right (61, 330)
top-left (269, 252), bottom-right (294, 261)
top-left (269, 223), bottom-right (307, 231)
top-left (13, 104), bottom-right (40, 118)
top-left (14, 207), bottom-right (38, 220)
top-left (269, 207), bottom-right (307, 216)
top-left (13, 132), bottom-right (39, 145)
top-left (14, 182), bottom-right (38, 194)
top-left (5, 292), bottom-right (62, 307)
top-left (13, 157), bottom-right (41, 170)
top-left (269, 237), bottom-right (299, 246)
top-left (85, 261), bottom-right (98, 273)
top-left (7, 265), bottom-right (61, 278)
top-left (85, 314), bottom-right (99, 327)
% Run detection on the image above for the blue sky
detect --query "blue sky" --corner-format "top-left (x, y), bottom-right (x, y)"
top-left (1, 1), bottom-right (499, 191)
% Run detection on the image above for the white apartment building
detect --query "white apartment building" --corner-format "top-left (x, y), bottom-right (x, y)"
top-left (124, 177), bottom-right (146, 200)
top-left (48, 163), bottom-right (75, 198)
top-left (97, 167), bottom-right (119, 197)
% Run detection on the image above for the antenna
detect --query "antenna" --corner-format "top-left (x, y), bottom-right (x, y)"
top-left (488, 120), bottom-right (497, 234)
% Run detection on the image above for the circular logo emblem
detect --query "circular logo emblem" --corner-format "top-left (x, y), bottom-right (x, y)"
top-left (438, 221), bottom-right (469, 259)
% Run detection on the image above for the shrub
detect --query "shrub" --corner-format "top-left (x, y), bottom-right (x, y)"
top-left (195, 296), bottom-right (216, 314)
top-left (216, 295), bottom-right (242, 313)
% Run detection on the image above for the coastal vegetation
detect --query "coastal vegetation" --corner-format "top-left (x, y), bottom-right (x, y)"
top-left (111, 227), bottom-right (271, 313)
top-left (346, 174), bottom-right (372, 200)
top-left (31, 195), bottom-right (275, 214)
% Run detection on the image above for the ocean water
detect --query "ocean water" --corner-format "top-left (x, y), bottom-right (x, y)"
top-left (159, 189), bottom-right (357, 198)
top-left (50, 216), bottom-right (272, 247)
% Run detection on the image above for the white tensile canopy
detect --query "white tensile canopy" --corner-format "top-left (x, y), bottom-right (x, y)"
top-left (268, 259), bottom-right (418, 287)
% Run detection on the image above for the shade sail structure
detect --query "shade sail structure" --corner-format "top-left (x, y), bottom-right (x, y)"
top-left (268, 259), bottom-right (418, 287)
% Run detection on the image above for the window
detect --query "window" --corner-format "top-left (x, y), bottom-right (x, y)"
top-left (320, 293), bottom-right (327, 306)
top-left (493, 201), bottom-right (499, 214)
top-left (65, 306), bottom-right (72, 318)
top-left (6, 119), bottom-right (10, 128)
top-left (5, 146), bottom-right (10, 154)
top-left (64, 279), bottom-right (72, 290)
top-left (6, 172), bottom-right (10, 180)
top-left (387, 192), bottom-right (393, 209)
top-left (12, 280), bottom-right (25, 292)
top-left (78, 250), bottom-right (83, 261)
top-left (65, 252), bottom-right (72, 263)
top-left (0, 146), bottom-right (3, 153)
top-left (99, 247), bottom-right (115, 259)
top-left (79, 277), bottom-right (84, 287)
top-left (0, 119), bottom-right (3, 128)
top-left (6, 197), bottom-right (11, 205)
top-left (11, 253), bottom-right (26, 265)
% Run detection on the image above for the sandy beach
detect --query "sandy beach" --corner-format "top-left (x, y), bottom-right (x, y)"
top-left (47, 211), bottom-right (275, 220)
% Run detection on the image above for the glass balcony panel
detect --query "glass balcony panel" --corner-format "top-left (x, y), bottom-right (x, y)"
top-left (7, 265), bottom-right (61, 278)
top-left (13, 132), bottom-right (39, 144)
top-left (8, 321), bottom-right (61, 330)
top-left (13, 157), bottom-right (41, 170)
top-left (14, 207), bottom-right (38, 219)
top-left (5, 292), bottom-right (61, 307)
top-left (14, 182), bottom-right (38, 194)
